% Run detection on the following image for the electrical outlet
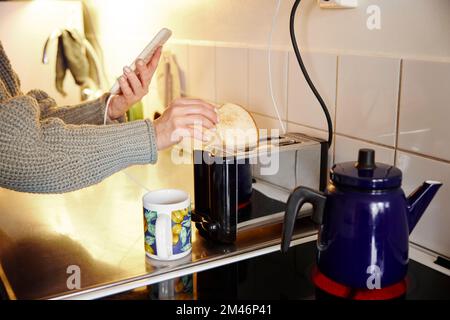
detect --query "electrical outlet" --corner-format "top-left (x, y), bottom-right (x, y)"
top-left (318, 0), bottom-right (358, 9)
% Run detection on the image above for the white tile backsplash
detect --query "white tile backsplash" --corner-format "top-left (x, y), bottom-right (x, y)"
top-left (334, 135), bottom-right (395, 165)
top-left (248, 48), bottom-right (288, 120)
top-left (288, 122), bottom-right (334, 172)
top-left (215, 46), bottom-right (248, 106)
top-left (287, 122), bottom-right (329, 141)
top-left (251, 113), bottom-right (286, 139)
top-left (288, 51), bottom-right (337, 131)
top-left (396, 151), bottom-right (450, 258)
top-left (176, 41), bottom-right (449, 258)
top-left (336, 55), bottom-right (400, 146)
top-left (187, 45), bottom-right (216, 102)
top-left (398, 59), bottom-right (450, 161)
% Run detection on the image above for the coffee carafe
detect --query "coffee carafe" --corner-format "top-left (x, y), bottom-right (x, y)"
top-left (282, 149), bottom-right (442, 299)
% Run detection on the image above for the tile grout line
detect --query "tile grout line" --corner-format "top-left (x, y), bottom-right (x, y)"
top-left (212, 45), bottom-right (449, 166)
top-left (246, 47), bottom-right (249, 108)
top-left (186, 44), bottom-right (190, 97)
top-left (256, 113), bottom-right (384, 149)
top-left (254, 125), bottom-right (450, 165)
top-left (333, 55), bottom-right (339, 165)
top-left (285, 52), bottom-right (290, 128)
top-left (286, 120), bottom-right (328, 134)
top-left (255, 112), bottom-right (450, 164)
top-left (335, 133), bottom-right (450, 165)
top-left (330, 133), bottom-right (396, 150)
top-left (213, 44), bottom-right (217, 103)
top-left (396, 148), bottom-right (450, 165)
top-left (394, 59), bottom-right (403, 166)
top-left (214, 44), bottom-right (218, 104)
top-left (170, 39), bottom-right (450, 63)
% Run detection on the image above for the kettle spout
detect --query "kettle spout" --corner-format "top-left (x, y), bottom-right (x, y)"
top-left (407, 181), bottom-right (442, 233)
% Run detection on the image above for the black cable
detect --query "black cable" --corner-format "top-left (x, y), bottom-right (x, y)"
top-left (290, 0), bottom-right (333, 149)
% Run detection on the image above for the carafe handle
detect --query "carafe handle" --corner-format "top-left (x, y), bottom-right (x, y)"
top-left (281, 186), bottom-right (326, 253)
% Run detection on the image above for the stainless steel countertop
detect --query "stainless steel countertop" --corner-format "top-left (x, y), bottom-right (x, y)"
top-left (0, 150), bottom-right (316, 300)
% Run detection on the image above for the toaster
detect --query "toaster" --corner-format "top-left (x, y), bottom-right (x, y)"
top-left (192, 132), bottom-right (328, 244)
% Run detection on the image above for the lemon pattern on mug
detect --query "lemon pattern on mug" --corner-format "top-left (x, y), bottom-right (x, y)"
top-left (144, 208), bottom-right (157, 255)
top-left (171, 205), bottom-right (192, 254)
top-left (143, 206), bottom-right (191, 256)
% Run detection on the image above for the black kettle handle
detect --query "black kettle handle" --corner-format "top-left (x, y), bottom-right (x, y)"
top-left (281, 186), bottom-right (326, 253)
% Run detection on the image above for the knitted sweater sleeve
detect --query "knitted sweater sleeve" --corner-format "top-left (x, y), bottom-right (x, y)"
top-left (27, 89), bottom-right (114, 125)
top-left (0, 95), bottom-right (158, 194)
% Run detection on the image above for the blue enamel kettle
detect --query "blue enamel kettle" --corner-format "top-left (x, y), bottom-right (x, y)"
top-left (281, 149), bottom-right (442, 299)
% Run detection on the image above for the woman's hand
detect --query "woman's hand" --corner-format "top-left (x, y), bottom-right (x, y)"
top-left (107, 47), bottom-right (163, 120)
top-left (153, 99), bottom-right (219, 150)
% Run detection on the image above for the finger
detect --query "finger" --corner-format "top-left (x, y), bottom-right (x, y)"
top-left (175, 115), bottom-right (215, 130)
top-left (140, 47), bottom-right (162, 85)
top-left (188, 127), bottom-right (210, 142)
top-left (149, 46), bottom-right (163, 70)
top-left (123, 67), bottom-right (144, 95)
top-left (175, 105), bottom-right (219, 124)
top-left (174, 127), bottom-right (210, 142)
top-left (170, 127), bottom-right (190, 144)
top-left (118, 76), bottom-right (133, 98)
top-left (136, 59), bottom-right (151, 84)
top-left (172, 98), bottom-right (217, 112)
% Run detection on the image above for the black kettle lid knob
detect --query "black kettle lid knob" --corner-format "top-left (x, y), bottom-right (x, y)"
top-left (356, 149), bottom-right (376, 170)
top-left (332, 148), bottom-right (402, 189)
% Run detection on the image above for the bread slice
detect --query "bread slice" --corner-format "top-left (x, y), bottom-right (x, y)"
top-left (214, 103), bottom-right (258, 151)
top-left (179, 103), bottom-right (258, 154)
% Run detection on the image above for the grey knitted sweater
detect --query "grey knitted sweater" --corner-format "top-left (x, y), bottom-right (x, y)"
top-left (0, 42), bottom-right (158, 193)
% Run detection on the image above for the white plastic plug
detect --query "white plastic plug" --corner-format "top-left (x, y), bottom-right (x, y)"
top-left (318, 0), bottom-right (358, 9)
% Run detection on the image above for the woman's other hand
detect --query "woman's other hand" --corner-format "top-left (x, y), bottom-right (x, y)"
top-left (153, 99), bottom-right (219, 150)
top-left (107, 46), bottom-right (163, 120)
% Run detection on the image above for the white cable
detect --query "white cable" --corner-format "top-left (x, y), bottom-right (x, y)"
top-left (103, 96), bottom-right (150, 192)
top-left (268, 0), bottom-right (287, 134)
top-left (103, 94), bottom-right (113, 125)
top-left (107, 0), bottom-right (285, 191)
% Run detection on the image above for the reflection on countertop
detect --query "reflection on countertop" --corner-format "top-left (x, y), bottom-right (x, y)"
top-left (0, 149), bottom-right (316, 300)
top-left (105, 241), bottom-right (450, 301)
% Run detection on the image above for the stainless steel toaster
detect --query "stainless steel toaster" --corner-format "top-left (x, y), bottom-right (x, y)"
top-left (192, 132), bottom-right (328, 244)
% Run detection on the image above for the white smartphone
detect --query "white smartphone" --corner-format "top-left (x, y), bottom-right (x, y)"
top-left (110, 27), bottom-right (172, 95)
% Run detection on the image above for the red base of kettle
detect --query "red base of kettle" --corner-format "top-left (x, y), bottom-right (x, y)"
top-left (312, 266), bottom-right (407, 300)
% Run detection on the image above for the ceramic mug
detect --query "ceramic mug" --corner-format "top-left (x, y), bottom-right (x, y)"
top-left (143, 189), bottom-right (192, 260)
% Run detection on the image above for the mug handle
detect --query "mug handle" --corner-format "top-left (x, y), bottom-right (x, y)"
top-left (155, 214), bottom-right (172, 259)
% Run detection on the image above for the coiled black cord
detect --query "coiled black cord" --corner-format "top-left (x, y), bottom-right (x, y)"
top-left (290, 0), bottom-right (333, 148)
